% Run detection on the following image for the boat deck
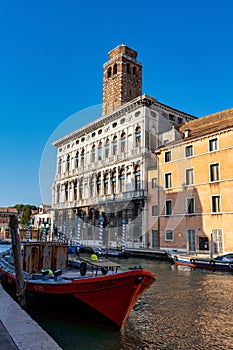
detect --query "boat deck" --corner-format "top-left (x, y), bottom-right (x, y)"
top-left (79, 257), bottom-right (121, 269)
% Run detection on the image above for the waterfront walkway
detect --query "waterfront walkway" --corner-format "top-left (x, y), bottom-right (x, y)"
top-left (0, 284), bottom-right (62, 350)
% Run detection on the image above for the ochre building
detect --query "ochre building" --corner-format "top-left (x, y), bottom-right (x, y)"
top-left (149, 109), bottom-right (233, 254)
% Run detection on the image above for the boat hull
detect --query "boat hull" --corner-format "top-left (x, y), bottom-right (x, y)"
top-left (0, 259), bottom-right (155, 328)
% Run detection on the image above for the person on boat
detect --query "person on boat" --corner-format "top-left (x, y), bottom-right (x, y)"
top-left (91, 253), bottom-right (98, 261)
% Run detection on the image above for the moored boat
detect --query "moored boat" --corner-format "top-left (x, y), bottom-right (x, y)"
top-left (167, 251), bottom-right (233, 272)
top-left (0, 242), bottom-right (156, 328)
top-left (91, 247), bottom-right (129, 258)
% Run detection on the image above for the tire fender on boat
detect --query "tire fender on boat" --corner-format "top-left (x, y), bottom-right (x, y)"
top-left (101, 267), bottom-right (108, 275)
top-left (80, 262), bottom-right (87, 276)
top-left (190, 258), bottom-right (195, 264)
top-left (210, 260), bottom-right (215, 266)
top-left (0, 272), bottom-right (7, 284)
top-left (229, 263), bottom-right (233, 269)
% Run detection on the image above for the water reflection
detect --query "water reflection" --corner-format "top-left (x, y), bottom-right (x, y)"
top-left (122, 261), bottom-right (233, 350)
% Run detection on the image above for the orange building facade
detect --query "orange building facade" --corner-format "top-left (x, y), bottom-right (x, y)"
top-left (148, 108), bottom-right (233, 254)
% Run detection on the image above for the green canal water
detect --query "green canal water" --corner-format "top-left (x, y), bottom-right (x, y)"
top-left (1, 246), bottom-right (233, 350)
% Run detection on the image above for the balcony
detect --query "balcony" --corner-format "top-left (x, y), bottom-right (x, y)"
top-left (53, 189), bottom-right (148, 211)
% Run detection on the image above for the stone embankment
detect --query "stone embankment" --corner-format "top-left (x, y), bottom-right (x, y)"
top-left (0, 284), bottom-right (62, 350)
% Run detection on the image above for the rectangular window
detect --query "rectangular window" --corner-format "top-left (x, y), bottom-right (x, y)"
top-left (212, 195), bottom-right (221, 213)
top-left (186, 168), bottom-right (194, 185)
top-left (209, 138), bottom-right (218, 152)
top-left (152, 178), bottom-right (158, 189)
top-left (186, 197), bottom-right (195, 214)
top-left (212, 229), bottom-right (223, 254)
top-left (165, 173), bottom-right (172, 188)
top-left (165, 230), bottom-right (173, 241)
top-left (185, 145), bottom-right (193, 158)
top-left (164, 151), bottom-right (171, 163)
top-left (165, 200), bottom-right (172, 215)
top-left (152, 205), bottom-right (158, 216)
top-left (210, 163), bottom-right (220, 182)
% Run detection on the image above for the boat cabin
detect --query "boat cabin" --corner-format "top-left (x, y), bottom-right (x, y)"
top-left (22, 242), bottom-right (68, 273)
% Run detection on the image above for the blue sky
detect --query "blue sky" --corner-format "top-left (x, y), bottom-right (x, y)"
top-left (1, 0), bottom-right (232, 207)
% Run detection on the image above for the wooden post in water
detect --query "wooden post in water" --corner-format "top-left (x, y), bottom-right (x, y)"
top-left (9, 215), bottom-right (26, 309)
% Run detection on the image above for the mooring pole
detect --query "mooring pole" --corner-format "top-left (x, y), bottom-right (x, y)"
top-left (9, 215), bottom-right (26, 309)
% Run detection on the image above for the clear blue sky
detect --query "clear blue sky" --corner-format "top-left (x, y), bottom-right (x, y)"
top-left (1, 0), bottom-right (232, 207)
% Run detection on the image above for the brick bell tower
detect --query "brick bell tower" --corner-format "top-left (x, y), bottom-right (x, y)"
top-left (102, 44), bottom-right (142, 115)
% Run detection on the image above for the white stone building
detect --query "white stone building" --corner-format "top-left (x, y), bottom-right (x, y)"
top-left (52, 44), bottom-right (195, 248)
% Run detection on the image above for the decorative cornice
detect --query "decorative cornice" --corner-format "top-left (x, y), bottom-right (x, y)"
top-left (53, 94), bottom-right (196, 148)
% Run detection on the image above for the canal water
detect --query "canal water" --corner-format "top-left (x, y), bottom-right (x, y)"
top-left (1, 245), bottom-right (233, 350)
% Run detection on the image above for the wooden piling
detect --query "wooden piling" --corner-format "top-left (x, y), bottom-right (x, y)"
top-left (9, 215), bottom-right (26, 309)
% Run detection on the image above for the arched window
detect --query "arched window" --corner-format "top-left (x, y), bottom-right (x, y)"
top-left (58, 158), bottom-right (62, 174)
top-left (75, 151), bottom-right (79, 168)
top-left (105, 139), bottom-right (110, 158)
top-left (113, 63), bottom-right (117, 74)
top-left (107, 66), bottom-right (112, 78)
top-left (65, 182), bottom-right (69, 201)
top-left (98, 142), bottom-right (102, 161)
top-left (79, 178), bottom-right (83, 199)
top-left (135, 166), bottom-right (141, 190)
top-left (74, 180), bottom-right (77, 200)
top-left (81, 148), bottom-right (85, 166)
top-left (112, 135), bottom-right (117, 155)
top-left (121, 132), bottom-right (126, 153)
top-left (127, 63), bottom-right (130, 74)
top-left (133, 66), bottom-right (136, 76)
top-left (104, 172), bottom-right (109, 195)
top-left (97, 173), bottom-right (101, 195)
top-left (135, 126), bottom-right (141, 148)
top-left (90, 175), bottom-right (95, 197)
top-left (57, 184), bottom-right (60, 203)
top-left (66, 155), bottom-right (70, 171)
top-left (91, 145), bottom-right (96, 163)
top-left (112, 170), bottom-right (116, 194)
top-left (119, 168), bottom-right (125, 192)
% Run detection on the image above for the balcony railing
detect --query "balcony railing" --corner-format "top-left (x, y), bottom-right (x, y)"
top-left (53, 189), bottom-right (148, 211)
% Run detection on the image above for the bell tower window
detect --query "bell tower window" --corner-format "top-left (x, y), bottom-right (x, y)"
top-left (113, 63), bottom-right (117, 75)
top-left (107, 67), bottom-right (112, 78)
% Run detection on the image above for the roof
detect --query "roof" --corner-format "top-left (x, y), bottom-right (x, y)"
top-left (179, 108), bottom-right (233, 139)
top-left (0, 207), bottom-right (18, 214)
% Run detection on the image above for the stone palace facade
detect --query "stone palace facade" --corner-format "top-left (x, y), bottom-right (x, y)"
top-left (52, 44), bottom-right (195, 249)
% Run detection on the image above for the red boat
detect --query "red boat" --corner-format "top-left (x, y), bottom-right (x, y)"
top-left (0, 242), bottom-right (156, 328)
